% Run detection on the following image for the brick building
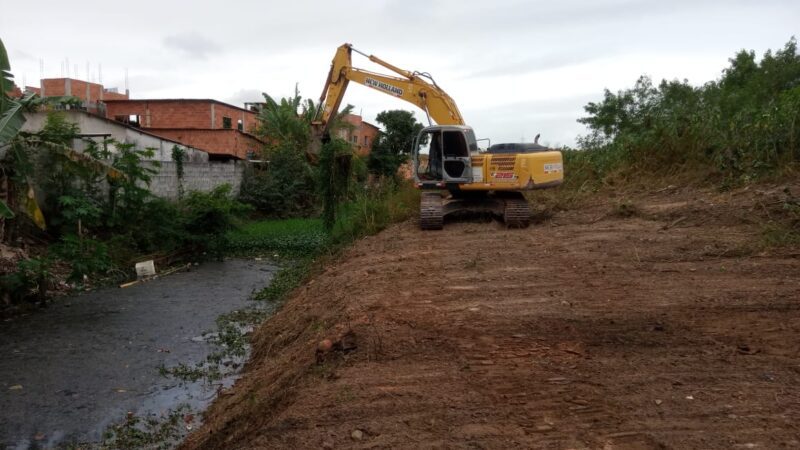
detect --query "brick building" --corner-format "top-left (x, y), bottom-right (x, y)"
top-left (104, 99), bottom-right (263, 160)
top-left (16, 76), bottom-right (265, 160)
top-left (32, 78), bottom-right (128, 114)
top-left (5, 83), bottom-right (23, 98)
top-left (338, 114), bottom-right (380, 156)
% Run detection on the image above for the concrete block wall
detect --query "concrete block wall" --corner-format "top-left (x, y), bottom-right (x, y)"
top-left (144, 160), bottom-right (245, 200)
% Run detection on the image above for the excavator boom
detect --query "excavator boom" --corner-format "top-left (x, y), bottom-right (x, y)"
top-left (314, 44), bottom-right (463, 137)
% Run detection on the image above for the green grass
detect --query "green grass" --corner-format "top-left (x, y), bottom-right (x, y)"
top-left (227, 218), bottom-right (327, 256)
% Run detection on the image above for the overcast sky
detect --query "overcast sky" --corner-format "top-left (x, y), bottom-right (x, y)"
top-left (2, 0), bottom-right (798, 146)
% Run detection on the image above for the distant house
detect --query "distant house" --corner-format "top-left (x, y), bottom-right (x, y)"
top-left (337, 114), bottom-right (380, 156)
top-left (21, 109), bottom-right (207, 162)
top-left (36, 77), bottom-right (129, 114)
top-left (14, 77), bottom-right (264, 197)
top-left (103, 99), bottom-right (264, 160)
top-left (20, 109), bottom-right (245, 199)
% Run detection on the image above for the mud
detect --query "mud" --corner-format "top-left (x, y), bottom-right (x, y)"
top-left (183, 184), bottom-right (800, 449)
top-left (0, 259), bottom-right (276, 449)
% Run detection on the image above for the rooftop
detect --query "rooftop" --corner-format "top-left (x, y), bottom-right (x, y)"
top-left (103, 98), bottom-right (256, 114)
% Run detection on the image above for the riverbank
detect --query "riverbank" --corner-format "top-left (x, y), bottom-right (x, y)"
top-left (183, 183), bottom-right (800, 449)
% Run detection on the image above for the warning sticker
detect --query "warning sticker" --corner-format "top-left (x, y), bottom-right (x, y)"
top-left (544, 163), bottom-right (563, 174)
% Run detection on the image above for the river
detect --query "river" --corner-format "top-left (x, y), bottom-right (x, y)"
top-left (0, 259), bottom-right (277, 449)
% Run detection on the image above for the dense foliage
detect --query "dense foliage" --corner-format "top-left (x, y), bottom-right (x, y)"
top-left (368, 110), bottom-right (424, 177)
top-left (1, 112), bottom-right (251, 302)
top-left (238, 143), bottom-right (318, 217)
top-left (240, 87), bottom-right (355, 218)
top-left (227, 218), bottom-right (326, 256)
top-left (570, 38), bottom-right (800, 186)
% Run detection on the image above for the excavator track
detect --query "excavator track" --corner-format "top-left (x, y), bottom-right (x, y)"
top-left (420, 192), bottom-right (444, 230)
top-left (503, 195), bottom-right (531, 228)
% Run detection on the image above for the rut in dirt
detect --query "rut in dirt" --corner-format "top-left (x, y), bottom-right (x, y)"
top-left (183, 186), bottom-right (800, 449)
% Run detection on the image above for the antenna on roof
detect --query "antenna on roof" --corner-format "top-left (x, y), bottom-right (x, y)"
top-left (125, 68), bottom-right (129, 96)
top-left (99, 63), bottom-right (103, 84)
top-left (39, 59), bottom-right (44, 82)
top-left (86, 61), bottom-right (90, 82)
top-left (66, 57), bottom-right (70, 77)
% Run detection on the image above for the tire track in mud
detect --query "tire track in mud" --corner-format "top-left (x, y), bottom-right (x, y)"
top-left (185, 188), bottom-right (800, 449)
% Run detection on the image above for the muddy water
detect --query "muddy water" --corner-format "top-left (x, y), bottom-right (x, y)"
top-left (0, 259), bottom-right (277, 449)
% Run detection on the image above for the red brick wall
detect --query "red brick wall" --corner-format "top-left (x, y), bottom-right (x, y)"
top-left (105, 100), bottom-right (211, 128)
top-left (38, 78), bottom-right (128, 103)
top-left (340, 114), bottom-right (380, 156)
top-left (104, 100), bottom-right (258, 132)
top-left (103, 90), bottom-right (128, 100)
top-left (41, 79), bottom-right (68, 97)
top-left (356, 121), bottom-right (380, 156)
top-left (210, 103), bottom-right (259, 133)
top-left (6, 84), bottom-right (23, 98)
top-left (148, 129), bottom-right (263, 159)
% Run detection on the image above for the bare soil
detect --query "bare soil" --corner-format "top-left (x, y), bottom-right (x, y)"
top-left (183, 184), bottom-right (800, 449)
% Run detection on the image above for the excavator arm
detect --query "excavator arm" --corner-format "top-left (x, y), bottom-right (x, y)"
top-left (313, 44), bottom-right (464, 138)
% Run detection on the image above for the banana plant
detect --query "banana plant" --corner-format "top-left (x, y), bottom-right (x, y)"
top-left (1, 38), bottom-right (125, 230)
top-left (1, 37), bottom-right (22, 219)
top-left (1, 38), bottom-right (51, 228)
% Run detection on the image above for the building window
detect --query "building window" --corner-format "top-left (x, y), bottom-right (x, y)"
top-left (364, 136), bottom-right (368, 146)
top-left (116, 114), bottom-right (141, 127)
top-left (237, 119), bottom-right (243, 131)
top-left (222, 117), bottom-right (232, 129)
top-left (352, 135), bottom-right (357, 144)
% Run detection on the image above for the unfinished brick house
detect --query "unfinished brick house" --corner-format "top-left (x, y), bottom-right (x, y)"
top-left (33, 78), bottom-right (129, 114)
top-left (338, 114), bottom-right (380, 156)
top-left (104, 99), bottom-right (263, 160)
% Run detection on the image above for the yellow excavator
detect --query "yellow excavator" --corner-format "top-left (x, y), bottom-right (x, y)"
top-left (312, 43), bottom-right (563, 229)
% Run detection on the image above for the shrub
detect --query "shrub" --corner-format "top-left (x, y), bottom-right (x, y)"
top-left (181, 184), bottom-right (253, 256)
top-left (573, 38), bottom-right (800, 186)
top-left (330, 179), bottom-right (418, 245)
top-left (0, 257), bottom-right (51, 304)
top-left (52, 234), bottom-right (112, 282)
top-left (238, 143), bottom-right (317, 217)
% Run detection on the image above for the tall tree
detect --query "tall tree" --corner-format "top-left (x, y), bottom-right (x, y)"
top-left (367, 110), bottom-right (424, 177)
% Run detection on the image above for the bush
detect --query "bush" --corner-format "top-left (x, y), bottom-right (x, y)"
top-left (330, 179), bottom-right (418, 245)
top-left (0, 257), bottom-right (51, 304)
top-left (52, 234), bottom-right (112, 282)
top-left (181, 184), bottom-right (253, 257)
top-left (573, 38), bottom-right (800, 186)
top-left (238, 144), bottom-right (317, 217)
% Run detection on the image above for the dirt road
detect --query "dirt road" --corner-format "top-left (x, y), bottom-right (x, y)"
top-left (184, 185), bottom-right (800, 449)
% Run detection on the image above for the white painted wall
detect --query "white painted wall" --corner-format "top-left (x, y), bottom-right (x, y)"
top-left (20, 110), bottom-right (244, 199)
top-left (21, 110), bottom-right (208, 162)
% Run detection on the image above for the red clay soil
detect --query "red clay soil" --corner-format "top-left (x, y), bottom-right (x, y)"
top-left (182, 184), bottom-right (800, 449)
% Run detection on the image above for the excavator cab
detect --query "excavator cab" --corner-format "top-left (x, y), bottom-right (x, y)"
top-left (413, 125), bottom-right (477, 187)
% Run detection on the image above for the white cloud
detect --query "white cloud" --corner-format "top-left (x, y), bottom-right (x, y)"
top-left (1, 0), bottom-right (797, 145)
